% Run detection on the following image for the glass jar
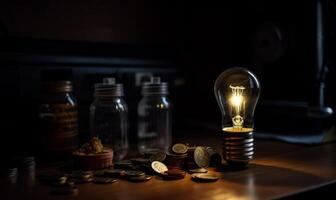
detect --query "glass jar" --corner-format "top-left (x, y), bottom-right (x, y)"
top-left (137, 77), bottom-right (171, 153)
top-left (39, 81), bottom-right (78, 155)
top-left (90, 78), bottom-right (128, 161)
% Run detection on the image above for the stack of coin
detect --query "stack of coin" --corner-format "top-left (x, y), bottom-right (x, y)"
top-left (184, 146), bottom-right (211, 170)
top-left (103, 169), bottom-right (125, 177)
top-left (114, 160), bottom-right (134, 170)
top-left (69, 170), bottom-right (94, 184)
top-left (205, 147), bottom-right (222, 167)
top-left (39, 171), bottom-right (68, 186)
top-left (222, 131), bottom-right (254, 168)
top-left (161, 169), bottom-right (186, 180)
top-left (163, 143), bottom-right (188, 169)
top-left (123, 170), bottom-right (152, 182)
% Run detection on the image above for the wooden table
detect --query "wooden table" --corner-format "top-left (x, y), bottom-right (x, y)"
top-left (2, 137), bottom-right (336, 200)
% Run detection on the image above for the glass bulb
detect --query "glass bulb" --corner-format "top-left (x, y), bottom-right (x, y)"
top-left (214, 67), bottom-right (260, 133)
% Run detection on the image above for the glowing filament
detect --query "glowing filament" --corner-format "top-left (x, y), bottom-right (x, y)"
top-left (229, 85), bottom-right (245, 128)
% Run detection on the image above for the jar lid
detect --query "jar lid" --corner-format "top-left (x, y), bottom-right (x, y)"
top-left (42, 81), bottom-right (73, 93)
top-left (95, 78), bottom-right (124, 97)
top-left (142, 77), bottom-right (168, 95)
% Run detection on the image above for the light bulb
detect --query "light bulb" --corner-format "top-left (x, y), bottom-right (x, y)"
top-left (214, 67), bottom-right (260, 168)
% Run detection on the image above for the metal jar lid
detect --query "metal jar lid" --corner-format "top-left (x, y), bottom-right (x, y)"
top-left (95, 78), bottom-right (124, 97)
top-left (141, 77), bottom-right (168, 95)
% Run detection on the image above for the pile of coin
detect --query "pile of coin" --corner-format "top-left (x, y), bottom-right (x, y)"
top-left (38, 143), bottom-right (222, 195)
top-left (222, 131), bottom-right (254, 167)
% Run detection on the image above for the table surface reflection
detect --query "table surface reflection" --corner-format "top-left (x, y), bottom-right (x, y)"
top-left (2, 136), bottom-right (336, 200)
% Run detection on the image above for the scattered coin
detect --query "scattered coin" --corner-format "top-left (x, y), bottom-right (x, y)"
top-left (191, 173), bottom-right (219, 182)
top-left (93, 170), bottom-right (107, 177)
top-left (149, 152), bottom-right (166, 162)
top-left (131, 158), bottom-right (151, 165)
top-left (189, 168), bottom-right (208, 173)
top-left (114, 160), bottom-right (134, 169)
top-left (172, 143), bottom-right (188, 154)
top-left (104, 169), bottom-right (125, 177)
top-left (194, 147), bottom-right (210, 168)
top-left (70, 171), bottom-right (93, 179)
top-left (151, 161), bottom-right (168, 174)
top-left (161, 169), bottom-right (186, 180)
top-left (93, 177), bottom-right (117, 184)
top-left (51, 180), bottom-right (75, 187)
top-left (39, 172), bottom-right (68, 184)
top-left (50, 185), bottom-right (78, 195)
top-left (166, 169), bottom-right (186, 178)
top-left (128, 175), bottom-right (152, 182)
top-left (72, 177), bottom-right (93, 184)
top-left (124, 170), bottom-right (146, 177)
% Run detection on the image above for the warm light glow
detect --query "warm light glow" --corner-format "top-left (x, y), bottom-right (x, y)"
top-left (229, 85), bottom-right (245, 128)
top-left (230, 95), bottom-right (243, 107)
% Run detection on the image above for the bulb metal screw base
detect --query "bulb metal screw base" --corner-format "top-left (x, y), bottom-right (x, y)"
top-left (222, 131), bottom-right (254, 169)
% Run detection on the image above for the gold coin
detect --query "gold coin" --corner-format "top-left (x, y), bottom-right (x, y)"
top-left (151, 161), bottom-right (168, 174)
top-left (191, 173), bottom-right (219, 182)
top-left (172, 143), bottom-right (188, 154)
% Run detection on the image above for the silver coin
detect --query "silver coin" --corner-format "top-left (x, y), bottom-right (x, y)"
top-left (124, 170), bottom-right (146, 177)
top-left (194, 147), bottom-right (210, 168)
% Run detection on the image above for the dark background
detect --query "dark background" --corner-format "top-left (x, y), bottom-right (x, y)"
top-left (0, 0), bottom-right (336, 157)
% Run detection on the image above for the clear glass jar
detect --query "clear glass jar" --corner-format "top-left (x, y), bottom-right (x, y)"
top-left (90, 78), bottom-right (128, 161)
top-left (137, 77), bottom-right (171, 153)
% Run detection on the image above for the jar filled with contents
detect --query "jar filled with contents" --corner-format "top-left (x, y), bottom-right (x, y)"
top-left (39, 80), bottom-right (78, 156)
top-left (137, 77), bottom-right (171, 153)
top-left (90, 78), bottom-right (128, 161)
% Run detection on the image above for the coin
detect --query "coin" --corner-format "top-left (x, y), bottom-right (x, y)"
top-left (149, 152), bottom-right (166, 162)
top-left (189, 168), bottom-right (208, 173)
top-left (128, 175), bottom-right (152, 182)
top-left (166, 153), bottom-right (187, 158)
top-left (70, 171), bottom-right (93, 179)
top-left (191, 173), bottom-right (219, 182)
top-left (131, 158), bottom-right (151, 166)
top-left (51, 180), bottom-right (75, 187)
top-left (114, 160), bottom-right (134, 169)
top-left (166, 169), bottom-right (186, 178)
top-left (194, 147), bottom-right (210, 168)
top-left (39, 172), bottom-right (68, 185)
top-left (50, 185), bottom-right (78, 195)
top-left (93, 177), bottom-right (117, 184)
top-left (105, 169), bottom-right (125, 177)
top-left (161, 169), bottom-right (186, 180)
top-left (172, 143), bottom-right (188, 154)
top-left (72, 177), bottom-right (93, 184)
top-left (151, 161), bottom-right (168, 174)
top-left (124, 170), bottom-right (146, 177)
top-left (93, 170), bottom-right (107, 177)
